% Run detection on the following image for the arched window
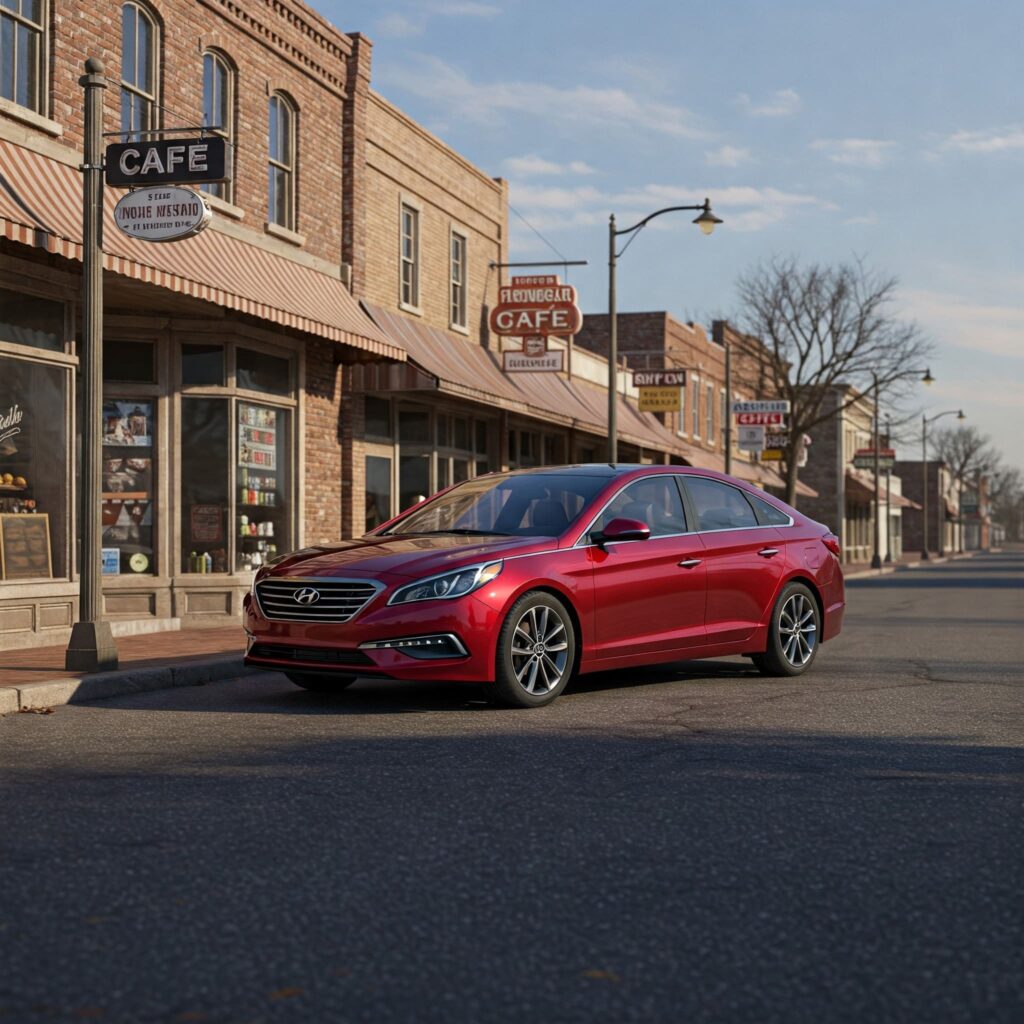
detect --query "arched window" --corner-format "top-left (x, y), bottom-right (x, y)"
top-left (120, 2), bottom-right (159, 139)
top-left (201, 50), bottom-right (234, 201)
top-left (267, 93), bottom-right (296, 230)
top-left (1, 0), bottom-right (47, 113)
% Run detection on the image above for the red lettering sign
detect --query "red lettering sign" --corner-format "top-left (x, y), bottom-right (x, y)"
top-left (737, 412), bottom-right (785, 426)
top-left (489, 275), bottom-right (582, 337)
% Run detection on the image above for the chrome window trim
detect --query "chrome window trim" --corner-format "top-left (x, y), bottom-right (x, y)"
top-left (254, 576), bottom-right (385, 622)
top-left (573, 474), bottom-right (695, 548)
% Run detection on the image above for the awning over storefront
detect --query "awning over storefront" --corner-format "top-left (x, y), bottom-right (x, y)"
top-left (362, 303), bottom-right (697, 459)
top-left (845, 469), bottom-right (920, 509)
top-left (0, 139), bottom-right (403, 362)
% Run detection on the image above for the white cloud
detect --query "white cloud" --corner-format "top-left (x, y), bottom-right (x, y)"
top-left (504, 154), bottom-right (596, 176)
top-left (383, 56), bottom-right (709, 140)
top-left (428, 1), bottom-right (500, 14)
top-left (705, 145), bottom-right (752, 167)
top-left (376, 12), bottom-right (424, 37)
top-left (843, 212), bottom-right (879, 226)
top-left (940, 126), bottom-right (1024, 154)
top-left (735, 88), bottom-right (801, 117)
top-left (902, 289), bottom-right (1024, 360)
top-left (810, 138), bottom-right (896, 167)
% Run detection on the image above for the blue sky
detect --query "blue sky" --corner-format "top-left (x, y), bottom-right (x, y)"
top-left (319, 0), bottom-right (1023, 471)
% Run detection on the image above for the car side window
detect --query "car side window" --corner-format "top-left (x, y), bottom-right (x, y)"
top-left (593, 477), bottom-right (688, 538)
top-left (747, 492), bottom-right (792, 526)
top-left (683, 477), bottom-right (759, 531)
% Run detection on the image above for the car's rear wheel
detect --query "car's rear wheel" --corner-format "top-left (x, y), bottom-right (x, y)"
top-left (285, 672), bottom-right (357, 692)
top-left (751, 582), bottom-right (820, 677)
top-left (491, 592), bottom-right (576, 708)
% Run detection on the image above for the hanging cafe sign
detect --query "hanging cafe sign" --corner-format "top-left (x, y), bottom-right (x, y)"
top-left (632, 369), bottom-right (687, 413)
top-left (490, 276), bottom-right (581, 373)
top-left (106, 135), bottom-right (230, 243)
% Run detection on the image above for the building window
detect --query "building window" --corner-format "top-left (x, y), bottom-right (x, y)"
top-left (691, 378), bottom-right (700, 438)
top-left (201, 50), bottom-right (233, 202)
top-left (450, 230), bottom-right (467, 329)
top-left (676, 386), bottom-right (686, 438)
top-left (120, 2), bottom-right (158, 139)
top-left (268, 93), bottom-right (296, 230)
top-left (706, 382), bottom-right (714, 443)
top-left (1, 0), bottom-right (45, 113)
top-left (400, 203), bottom-right (420, 309)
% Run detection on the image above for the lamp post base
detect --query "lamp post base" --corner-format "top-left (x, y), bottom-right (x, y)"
top-left (65, 621), bottom-right (119, 672)
top-left (921, 550), bottom-right (930, 561)
top-left (870, 553), bottom-right (882, 569)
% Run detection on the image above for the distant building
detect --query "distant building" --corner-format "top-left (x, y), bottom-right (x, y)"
top-left (896, 460), bottom-right (965, 557)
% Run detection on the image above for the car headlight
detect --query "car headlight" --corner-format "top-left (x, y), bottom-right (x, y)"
top-left (388, 561), bottom-right (503, 606)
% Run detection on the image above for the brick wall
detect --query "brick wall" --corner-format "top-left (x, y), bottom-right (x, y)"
top-left (302, 338), bottom-right (343, 544)
top-left (360, 91), bottom-right (505, 340)
top-left (48, 0), bottom-right (352, 266)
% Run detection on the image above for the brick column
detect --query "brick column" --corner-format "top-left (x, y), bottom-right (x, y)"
top-left (342, 33), bottom-right (373, 298)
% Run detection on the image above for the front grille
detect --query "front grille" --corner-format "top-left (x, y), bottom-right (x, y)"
top-left (249, 643), bottom-right (374, 667)
top-left (255, 577), bottom-right (383, 622)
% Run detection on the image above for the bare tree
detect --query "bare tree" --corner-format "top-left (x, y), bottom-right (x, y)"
top-left (734, 257), bottom-right (934, 505)
top-left (930, 425), bottom-right (1000, 490)
top-left (989, 466), bottom-right (1024, 542)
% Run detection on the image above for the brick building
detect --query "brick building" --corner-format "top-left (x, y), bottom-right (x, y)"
top-left (0, 0), bottom-right (402, 648)
top-left (894, 460), bottom-right (964, 557)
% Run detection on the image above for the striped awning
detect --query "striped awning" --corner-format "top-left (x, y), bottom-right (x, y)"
top-left (363, 302), bottom-right (707, 459)
top-left (0, 138), bottom-right (403, 362)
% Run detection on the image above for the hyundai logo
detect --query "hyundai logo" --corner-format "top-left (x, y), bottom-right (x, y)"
top-left (293, 587), bottom-right (321, 605)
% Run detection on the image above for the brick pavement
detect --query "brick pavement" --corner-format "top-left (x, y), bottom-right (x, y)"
top-left (0, 626), bottom-right (246, 690)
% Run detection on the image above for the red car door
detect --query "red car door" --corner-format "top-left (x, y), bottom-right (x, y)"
top-left (586, 475), bottom-right (707, 665)
top-left (679, 475), bottom-right (786, 645)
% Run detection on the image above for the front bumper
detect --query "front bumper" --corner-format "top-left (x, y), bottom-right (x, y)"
top-left (242, 583), bottom-right (503, 682)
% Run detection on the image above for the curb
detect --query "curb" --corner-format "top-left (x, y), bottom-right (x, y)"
top-left (844, 551), bottom-right (975, 581)
top-left (1, 656), bottom-right (270, 715)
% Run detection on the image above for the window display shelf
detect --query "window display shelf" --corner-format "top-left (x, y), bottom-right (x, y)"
top-left (0, 485), bottom-right (27, 493)
top-left (102, 491), bottom-right (149, 500)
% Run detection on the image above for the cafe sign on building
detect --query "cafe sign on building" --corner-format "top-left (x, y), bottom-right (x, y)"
top-left (491, 275), bottom-right (581, 373)
top-left (633, 369), bottom-right (687, 413)
top-left (113, 185), bottom-right (212, 243)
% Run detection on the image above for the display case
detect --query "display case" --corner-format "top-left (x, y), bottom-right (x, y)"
top-left (101, 399), bottom-right (155, 574)
top-left (235, 402), bottom-right (288, 571)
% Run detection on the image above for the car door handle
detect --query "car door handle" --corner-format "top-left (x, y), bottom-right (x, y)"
top-left (758, 548), bottom-right (780, 558)
top-left (678, 558), bottom-right (703, 569)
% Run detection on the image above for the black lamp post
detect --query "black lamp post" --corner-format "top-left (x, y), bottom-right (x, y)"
top-left (607, 198), bottom-right (721, 462)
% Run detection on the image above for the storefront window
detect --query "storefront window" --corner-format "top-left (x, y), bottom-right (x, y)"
top-left (181, 343), bottom-right (224, 387)
top-left (365, 396), bottom-right (392, 440)
top-left (0, 357), bottom-right (67, 580)
top-left (236, 401), bottom-right (290, 571)
top-left (237, 347), bottom-right (290, 396)
top-left (104, 340), bottom-right (155, 383)
top-left (101, 399), bottom-right (155, 575)
top-left (0, 288), bottom-right (63, 352)
top-left (399, 408), bottom-right (429, 444)
top-left (399, 453), bottom-right (430, 513)
top-left (365, 455), bottom-right (391, 531)
top-left (180, 397), bottom-right (229, 573)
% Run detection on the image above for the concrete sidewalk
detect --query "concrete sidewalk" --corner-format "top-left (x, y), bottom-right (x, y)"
top-left (843, 550), bottom-right (975, 580)
top-left (0, 625), bottom-right (263, 715)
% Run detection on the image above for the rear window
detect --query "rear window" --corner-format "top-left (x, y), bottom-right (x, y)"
top-left (747, 492), bottom-right (792, 526)
top-left (683, 476), bottom-right (758, 531)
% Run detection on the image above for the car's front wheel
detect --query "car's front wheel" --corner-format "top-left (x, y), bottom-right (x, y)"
top-left (751, 582), bottom-right (820, 677)
top-left (285, 672), bottom-right (357, 692)
top-left (491, 592), bottom-right (576, 708)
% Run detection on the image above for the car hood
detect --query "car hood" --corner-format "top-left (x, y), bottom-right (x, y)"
top-left (263, 533), bottom-right (559, 580)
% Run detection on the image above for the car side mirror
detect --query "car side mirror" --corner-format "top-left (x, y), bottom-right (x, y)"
top-left (591, 517), bottom-right (651, 546)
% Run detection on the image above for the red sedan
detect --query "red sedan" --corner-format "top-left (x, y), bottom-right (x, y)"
top-left (243, 465), bottom-right (844, 707)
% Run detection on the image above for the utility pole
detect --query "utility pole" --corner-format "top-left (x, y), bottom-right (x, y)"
top-left (884, 414), bottom-right (893, 563)
top-left (724, 340), bottom-right (732, 475)
top-left (66, 57), bottom-right (119, 672)
top-left (607, 214), bottom-right (618, 463)
top-left (871, 372), bottom-right (882, 569)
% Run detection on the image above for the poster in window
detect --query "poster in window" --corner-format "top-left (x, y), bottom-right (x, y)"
top-left (103, 400), bottom-right (152, 447)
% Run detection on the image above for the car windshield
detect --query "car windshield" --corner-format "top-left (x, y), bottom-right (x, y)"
top-left (381, 472), bottom-right (609, 538)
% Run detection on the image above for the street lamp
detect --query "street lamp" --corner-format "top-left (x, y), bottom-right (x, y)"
top-left (921, 407), bottom-right (966, 559)
top-left (607, 198), bottom-right (721, 461)
top-left (869, 368), bottom-right (933, 569)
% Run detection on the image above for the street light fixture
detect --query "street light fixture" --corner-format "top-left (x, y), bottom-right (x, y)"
top-left (607, 198), bottom-right (721, 462)
top-left (921, 407), bottom-right (966, 559)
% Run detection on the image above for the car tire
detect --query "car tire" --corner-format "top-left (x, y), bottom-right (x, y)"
top-left (285, 672), bottom-right (357, 692)
top-left (491, 591), bottom-right (576, 708)
top-left (751, 582), bottom-right (821, 677)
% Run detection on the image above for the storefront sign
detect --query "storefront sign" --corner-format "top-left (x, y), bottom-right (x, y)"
top-left (114, 186), bottom-right (212, 243)
top-left (502, 349), bottom-right (564, 373)
top-left (737, 425), bottom-right (766, 451)
top-left (106, 136), bottom-right (229, 186)
top-left (0, 403), bottom-right (23, 449)
top-left (101, 548), bottom-right (120, 575)
top-left (736, 411), bottom-right (786, 426)
top-left (0, 513), bottom-right (52, 580)
top-left (523, 335), bottom-right (548, 356)
top-left (638, 387), bottom-right (682, 413)
top-left (732, 400), bottom-right (791, 414)
top-left (852, 448), bottom-right (896, 471)
top-left (490, 276), bottom-right (582, 337)
top-left (759, 449), bottom-right (784, 461)
top-left (633, 369), bottom-right (687, 388)
top-left (190, 504), bottom-right (224, 544)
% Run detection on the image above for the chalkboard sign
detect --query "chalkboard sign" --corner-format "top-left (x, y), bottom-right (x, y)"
top-left (0, 513), bottom-right (53, 580)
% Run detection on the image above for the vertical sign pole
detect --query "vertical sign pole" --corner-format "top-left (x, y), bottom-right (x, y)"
top-left (921, 415), bottom-right (929, 560)
top-left (884, 414), bottom-right (893, 563)
top-left (871, 372), bottom-right (882, 569)
top-left (724, 341), bottom-right (732, 476)
top-left (607, 215), bottom-right (618, 464)
top-left (66, 57), bottom-right (119, 671)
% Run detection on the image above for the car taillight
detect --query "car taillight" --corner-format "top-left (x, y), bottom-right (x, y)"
top-left (821, 533), bottom-right (841, 558)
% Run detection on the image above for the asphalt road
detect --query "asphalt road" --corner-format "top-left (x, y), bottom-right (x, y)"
top-left (1, 551), bottom-right (1022, 1024)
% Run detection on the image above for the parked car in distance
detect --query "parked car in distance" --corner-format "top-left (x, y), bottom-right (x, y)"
top-left (243, 465), bottom-right (845, 707)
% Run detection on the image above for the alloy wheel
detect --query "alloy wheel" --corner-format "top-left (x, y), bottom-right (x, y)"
top-left (510, 604), bottom-right (569, 695)
top-left (778, 592), bottom-right (817, 667)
